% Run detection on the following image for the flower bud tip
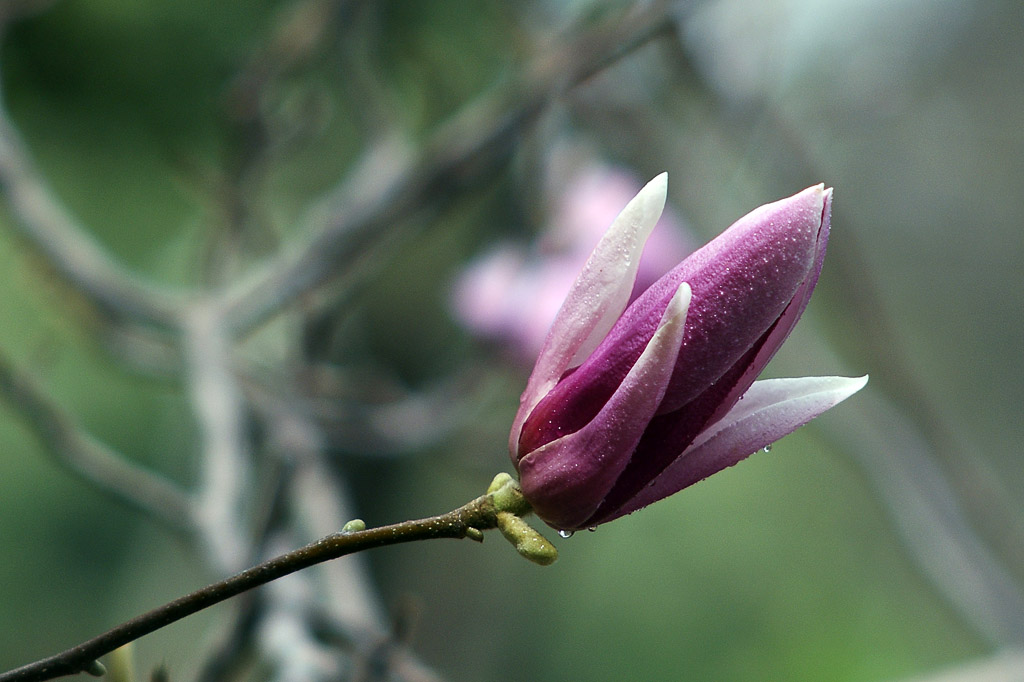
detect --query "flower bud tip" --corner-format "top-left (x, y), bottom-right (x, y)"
top-left (496, 512), bottom-right (558, 565)
top-left (341, 519), bottom-right (366, 533)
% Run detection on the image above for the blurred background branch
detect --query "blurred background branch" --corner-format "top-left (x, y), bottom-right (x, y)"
top-left (0, 96), bottom-right (183, 328)
top-left (0, 350), bottom-right (193, 534)
top-left (218, 0), bottom-right (674, 335)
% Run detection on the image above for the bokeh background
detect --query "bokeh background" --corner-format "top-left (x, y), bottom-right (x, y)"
top-left (1, 1), bottom-right (1022, 681)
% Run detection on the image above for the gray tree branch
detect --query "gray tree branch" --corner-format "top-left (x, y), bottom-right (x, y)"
top-left (218, 0), bottom-right (675, 335)
top-left (0, 95), bottom-right (183, 329)
top-left (0, 351), bottom-right (193, 532)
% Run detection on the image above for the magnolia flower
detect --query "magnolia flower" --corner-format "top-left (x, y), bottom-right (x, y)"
top-left (509, 174), bottom-right (867, 531)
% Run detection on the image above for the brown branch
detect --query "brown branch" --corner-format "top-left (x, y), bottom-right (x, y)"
top-left (0, 476), bottom-right (551, 682)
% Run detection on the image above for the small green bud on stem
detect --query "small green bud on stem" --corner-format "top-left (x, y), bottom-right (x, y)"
top-left (487, 473), bottom-right (557, 565)
top-left (496, 512), bottom-right (558, 565)
top-left (341, 519), bottom-right (366, 533)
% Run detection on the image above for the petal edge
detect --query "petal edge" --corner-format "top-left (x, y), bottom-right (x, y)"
top-left (594, 374), bottom-right (868, 523)
top-left (510, 173), bottom-right (668, 455)
top-left (519, 282), bottom-right (691, 529)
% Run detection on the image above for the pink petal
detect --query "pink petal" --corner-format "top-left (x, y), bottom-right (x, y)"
top-left (594, 374), bottom-right (868, 523)
top-left (531, 184), bottom-right (828, 452)
top-left (510, 173), bottom-right (668, 455)
top-left (518, 283), bottom-right (691, 529)
top-left (702, 186), bottom-right (833, 428)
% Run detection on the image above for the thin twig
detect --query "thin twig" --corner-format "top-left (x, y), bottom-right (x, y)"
top-left (0, 479), bottom-right (543, 682)
top-left (277, 420), bottom-right (388, 629)
top-left (253, 416), bottom-right (375, 682)
top-left (0, 351), bottom-right (194, 533)
top-left (193, 458), bottom-right (296, 682)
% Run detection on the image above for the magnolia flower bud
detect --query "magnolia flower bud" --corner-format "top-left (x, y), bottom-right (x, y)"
top-left (510, 174), bottom-right (866, 531)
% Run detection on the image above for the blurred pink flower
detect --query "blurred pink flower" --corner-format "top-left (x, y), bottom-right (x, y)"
top-left (452, 165), bottom-right (694, 361)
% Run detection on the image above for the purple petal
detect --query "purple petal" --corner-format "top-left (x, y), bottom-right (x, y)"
top-left (518, 283), bottom-right (691, 529)
top-left (651, 184), bottom-right (831, 413)
top-left (594, 187), bottom-right (833, 509)
top-left (520, 185), bottom-right (828, 455)
top-left (701, 187), bottom-right (832, 428)
top-left (510, 173), bottom-right (668, 455)
top-left (592, 375), bottom-right (869, 524)
top-left (590, 333), bottom-right (768, 519)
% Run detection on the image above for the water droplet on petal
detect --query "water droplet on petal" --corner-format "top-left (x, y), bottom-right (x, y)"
top-left (762, 444), bottom-right (773, 453)
top-left (558, 529), bottom-right (575, 539)
top-left (587, 527), bottom-right (597, 533)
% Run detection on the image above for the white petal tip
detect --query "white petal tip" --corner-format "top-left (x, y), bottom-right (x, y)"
top-left (836, 374), bottom-right (869, 398)
top-left (648, 281), bottom-right (691, 346)
top-left (774, 374), bottom-right (869, 408)
top-left (643, 171), bottom-right (667, 197)
top-left (636, 173), bottom-right (668, 210)
top-left (664, 281), bottom-right (692, 322)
